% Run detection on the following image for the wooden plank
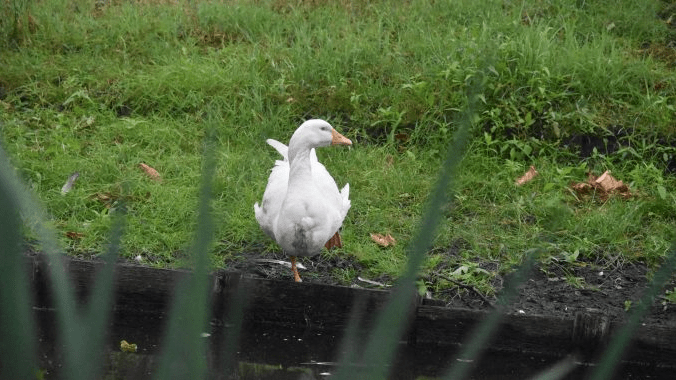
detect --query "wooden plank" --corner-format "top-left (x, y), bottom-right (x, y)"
top-left (211, 271), bottom-right (396, 330)
top-left (413, 303), bottom-right (676, 365)
top-left (610, 321), bottom-right (676, 365)
top-left (27, 254), bottom-right (397, 327)
top-left (24, 253), bottom-right (676, 367)
top-left (28, 253), bottom-right (188, 313)
top-left (413, 306), bottom-right (573, 355)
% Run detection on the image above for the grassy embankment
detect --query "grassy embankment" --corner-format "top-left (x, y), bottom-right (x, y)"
top-left (2, 0), bottom-right (675, 295)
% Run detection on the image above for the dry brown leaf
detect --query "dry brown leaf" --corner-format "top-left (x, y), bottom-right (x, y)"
top-left (595, 171), bottom-right (629, 195)
top-left (139, 163), bottom-right (161, 182)
top-left (0, 100), bottom-right (12, 111)
top-left (385, 155), bottom-right (394, 167)
top-left (515, 165), bottom-right (539, 186)
top-left (93, 192), bottom-right (118, 207)
top-left (94, 192), bottom-right (113, 202)
top-left (66, 231), bottom-right (84, 240)
top-left (571, 182), bottom-right (592, 194)
top-left (394, 133), bottom-right (410, 143)
top-left (571, 170), bottom-right (631, 200)
top-left (370, 233), bottom-right (396, 247)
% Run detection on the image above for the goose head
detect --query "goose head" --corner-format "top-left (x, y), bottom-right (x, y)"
top-left (288, 119), bottom-right (351, 160)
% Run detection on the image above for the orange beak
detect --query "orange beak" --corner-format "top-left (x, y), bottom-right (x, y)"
top-left (331, 129), bottom-right (352, 146)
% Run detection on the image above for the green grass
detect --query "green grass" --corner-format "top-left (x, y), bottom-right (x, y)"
top-left (1, 0), bottom-right (676, 295)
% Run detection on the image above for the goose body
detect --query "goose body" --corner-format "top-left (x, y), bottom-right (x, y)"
top-left (254, 119), bottom-right (351, 281)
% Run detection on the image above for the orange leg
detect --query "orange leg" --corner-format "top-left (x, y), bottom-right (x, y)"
top-left (291, 256), bottom-right (302, 282)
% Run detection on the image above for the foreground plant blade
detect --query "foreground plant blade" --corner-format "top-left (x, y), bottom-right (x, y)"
top-left (76, 208), bottom-right (125, 379)
top-left (1, 144), bottom-right (124, 379)
top-left (214, 281), bottom-right (249, 377)
top-left (0, 149), bottom-right (36, 380)
top-left (153, 123), bottom-right (218, 380)
top-left (442, 253), bottom-right (535, 380)
top-left (332, 75), bottom-right (479, 380)
top-left (0, 145), bottom-right (80, 378)
top-left (588, 241), bottom-right (676, 380)
top-left (528, 355), bottom-right (579, 380)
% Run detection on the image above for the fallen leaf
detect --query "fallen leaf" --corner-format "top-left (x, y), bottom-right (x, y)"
top-left (65, 231), bottom-right (84, 240)
top-left (385, 155), bottom-right (394, 167)
top-left (595, 170), bottom-right (629, 195)
top-left (94, 192), bottom-right (114, 203)
top-left (139, 163), bottom-right (161, 182)
top-left (61, 172), bottom-right (80, 194)
top-left (394, 133), bottom-right (410, 143)
top-left (370, 233), bottom-right (396, 247)
top-left (571, 182), bottom-right (592, 194)
top-left (515, 165), bottom-right (538, 186)
top-left (571, 170), bottom-right (631, 200)
top-left (120, 340), bottom-right (137, 353)
top-left (92, 192), bottom-right (119, 208)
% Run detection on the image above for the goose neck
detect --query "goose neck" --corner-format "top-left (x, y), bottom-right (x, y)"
top-left (288, 145), bottom-right (313, 184)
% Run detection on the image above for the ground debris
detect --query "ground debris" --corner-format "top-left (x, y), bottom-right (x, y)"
top-left (61, 171), bottom-right (80, 194)
top-left (357, 276), bottom-right (391, 287)
top-left (571, 170), bottom-right (631, 200)
top-left (65, 231), bottom-right (84, 240)
top-left (139, 163), bottom-right (161, 182)
top-left (515, 165), bottom-right (539, 186)
top-left (254, 258), bottom-right (306, 270)
top-left (120, 340), bottom-right (137, 353)
top-left (370, 233), bottom-right (396, 247)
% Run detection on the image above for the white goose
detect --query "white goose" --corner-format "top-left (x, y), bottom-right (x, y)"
top-left (254, 119), bottom-right (352, 282)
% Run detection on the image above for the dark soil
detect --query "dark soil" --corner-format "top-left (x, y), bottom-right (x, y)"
top-left (222, 249), bottom-right (365, 286)
top-left (461, 261), bottom-right (676, 328)
top-left (223, 248), bottom-right (676, 329)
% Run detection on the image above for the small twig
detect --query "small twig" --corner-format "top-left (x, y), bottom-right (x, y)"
top-left (357, 276), bottom-right (392, 287)
top-left (254, 259), bottom-right (306, 270)
top-left (435, 272), bottom-right (495, 309)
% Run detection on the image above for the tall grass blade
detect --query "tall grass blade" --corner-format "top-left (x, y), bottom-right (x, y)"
top-left (0, 147), bottom-right (37, 380)
top-left (73, 207), bottom-right (125, 379)
top-left (0, 144), bottom-right (86, 378)
top-left (1, 142), bottom-right (124, 379)
top-left (332, 74), bottom-right (480, 380)
top-left (588, 241), bottom-right (676, 380)
top-left (153, 120), bottom-right (218, 379)
top-left (528, 355), bottom-right (579, 380)
top-left (441, 253), bottom-right (535, 380)
top-left (332, 293), bottom-right (372, 374)
top-left (0, 0), bottom-right (31, 47)
top-left (213, 279), bottom-right (249, 378)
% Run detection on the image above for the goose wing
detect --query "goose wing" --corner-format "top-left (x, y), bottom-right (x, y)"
top-left (254, 139), bottom-right (289, 240)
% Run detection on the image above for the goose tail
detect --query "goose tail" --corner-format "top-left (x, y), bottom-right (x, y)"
top-left (266, 139), bottom-right (288, 160)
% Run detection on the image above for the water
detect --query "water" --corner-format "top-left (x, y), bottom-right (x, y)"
top-left (33, 308), bottom-right (672, 379)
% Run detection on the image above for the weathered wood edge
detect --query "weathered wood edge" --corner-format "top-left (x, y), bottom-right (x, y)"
top-left (25, 253), bottom-right (676, 366)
